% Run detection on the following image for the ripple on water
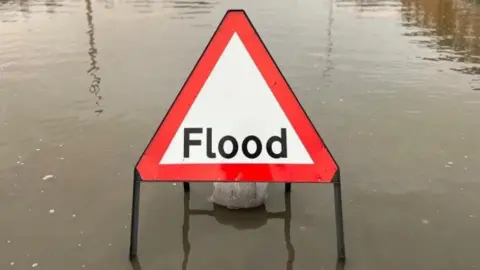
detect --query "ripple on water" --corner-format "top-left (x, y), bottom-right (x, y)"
top-left (398, 0), bottom-right (480, 77)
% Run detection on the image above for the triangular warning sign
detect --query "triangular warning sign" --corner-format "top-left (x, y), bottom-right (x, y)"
top-left (136, 9), bottom-right (338, 183)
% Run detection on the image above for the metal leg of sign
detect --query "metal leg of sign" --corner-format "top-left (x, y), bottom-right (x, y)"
top-left (183, 182), bottom-right (190, 193)
top-left (284, 192), bottom-right (294, 270)
top-left (129, 171), bottom-right (141, 260)
top-left (333, 172), bottom-right (346, 261)
top-left (285, 183), bottom-right (291, 193)
top-left (182, 192), bottom-right (190, 270)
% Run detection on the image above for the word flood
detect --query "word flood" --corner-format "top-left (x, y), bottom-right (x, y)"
top-left (183, 127), bottom-right (288, 159)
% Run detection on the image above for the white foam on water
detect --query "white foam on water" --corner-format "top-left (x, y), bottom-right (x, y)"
top-left (42, 175), bottom-right (54, 181)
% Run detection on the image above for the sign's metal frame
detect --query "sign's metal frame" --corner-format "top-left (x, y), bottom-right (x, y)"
top-left (129, 171), bottom-right (346, 262)
top-left (129, 187), bottom-right (346, 270)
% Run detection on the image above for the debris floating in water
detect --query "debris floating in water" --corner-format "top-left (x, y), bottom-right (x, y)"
top-left (32, 262), bottom-right (38, 268)
top-left (421, 219), bottom-right (429, 224)
top-left (72, 214), bottom-right (76, 218)
top-left (469, 215), bottom-right (475, 218)
top-left (78, 243), bottom-right (82, 247)
top-left (36, 149), bottom-right (40, 151)
top-left (447, 161), bottom-right (453, 165)
top-left (42, 175), bottom-right (54, 181)
top-left (49, 209), bottom-right (55, 214)
top-left (10, 262), bottom-right (14, 266)
top-left (7, 240), bottom-right (11, 244)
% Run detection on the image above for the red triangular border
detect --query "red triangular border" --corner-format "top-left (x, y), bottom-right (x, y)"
top-left (136, 10), bottom-right (338, 183)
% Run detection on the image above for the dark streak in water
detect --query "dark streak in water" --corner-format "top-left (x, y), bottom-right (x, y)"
top-left (164, 0), bottom-right (216, 19)
top-left (19, 0), bottom-right (30, 15)
top-left (322, 0), bottom-right (335, 87)
top-left (164, 0), bottom-right (218, 10)
top-left (45, 0), bottom-right (62, 13)
top-left (451, 66), bottom-right (480, 75)
top-left (85, 0), bottom-right (103, 114)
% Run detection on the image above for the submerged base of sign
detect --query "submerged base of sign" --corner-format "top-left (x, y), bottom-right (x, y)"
top-left (209, 182), bottom-right (269, 209)
top-left (185, 190), bottom-right (292, 269)
top-left (129, 173), bottom-right (346, 262)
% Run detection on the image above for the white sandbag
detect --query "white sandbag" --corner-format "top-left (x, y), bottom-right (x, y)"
top-left (209, 182), bottom-right (268, 209)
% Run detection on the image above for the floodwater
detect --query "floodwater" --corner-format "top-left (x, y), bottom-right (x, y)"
top-left (1, 0), bottom-right (480, 269)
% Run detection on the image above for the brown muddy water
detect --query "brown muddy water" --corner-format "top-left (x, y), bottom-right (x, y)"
top-left (1, 0), bottom-right (480, 269)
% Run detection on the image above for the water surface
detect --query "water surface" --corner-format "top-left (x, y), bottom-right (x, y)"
top-left (1, 0), bottom-right (480, 269)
